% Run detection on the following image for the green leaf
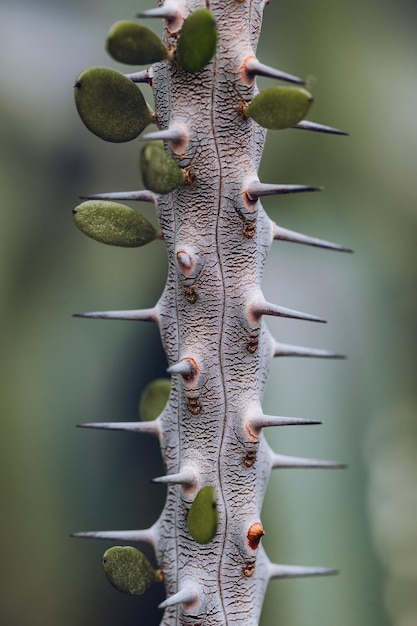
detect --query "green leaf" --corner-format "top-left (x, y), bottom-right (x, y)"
top-left (140, 142), bottom-right (186, 194)
top-left (73, 200), bottom-right (157, 247)
top-left (102, 546), bottom-right (161, 595)
top-left (106, 21), bottom-right (167, 66)
top-left (74, 67), bottom-right (153, 142)
top-left (139, 379), bottom-right (171, 421)
top-left (176, 9), bottom-right (217, 73)
top-left (245, 86), bottom-right (313, 130)
top-left (187, 486), bottom-right (218, 544)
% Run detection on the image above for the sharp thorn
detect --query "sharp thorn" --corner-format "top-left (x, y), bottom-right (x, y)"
top-left (250, 299), bottom-right (326, 324)
top-left (125, 69), bottom-right (152, 84)
top-left (167, 359), bottom-right (197, 377)
top-left (70, 527), bottom-right (156, 545)
top-left (138, 6), bottom-right (179, 20)
top-left (244, 57), bottom-right (304, 85)
top-left (247, 414), bottom-right (321, 437)
top-left (246, 182), bottom-right (322, 202)
top-left (270, 452), bottom-right (346, 469)
top-left (294, 120), bottom-right (349, 136)
top-left (269, 563), bottom-right (339, 579)
top-left (79, 190), bottom-right (157, 204)
top-left (272, 222), bottom-right (353, 253)
top-left (139, 128), bottom-right (188, 144)
top-left (273, 341), bottom-right (346, 359)
top-left (77, 420), bottom-right (161, 436)
top-left (73, 307), bottom-right (158, 322)
top-left (167, 361), bottom-right (191, 376)
top-left (151, 468), bottom-right (196, 487)
top-left (158, 584), bottom-right (199, 610)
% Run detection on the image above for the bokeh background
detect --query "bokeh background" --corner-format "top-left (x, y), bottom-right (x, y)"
top-left (1, 0), bottom-right (416, 625)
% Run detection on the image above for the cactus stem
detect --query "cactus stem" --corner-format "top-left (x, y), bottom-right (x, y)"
top-left (294, 120), bottom-right (349, 135)
top-left (270, 452), bottom-right (346, 469)
top-left (250, 298), bottom-right (326, 324)
top-left (158, 584), bottom-right (199, 610)
top-left (242, 56), bottom-right (304, 85)
top-left (271, 222), bottom-right (353, 253)
top-left (72, 0), bottom-right (347, 618)
top-left (245, 182), bottom-right (322, 202)
top-left (269, 563), bottom-right (339, 579)
top-left (76, 420), bottom-right (161, 436)
top-left (73, 307), bottom-right (159, 322)
top-left (79, 190), bottom-right (157, 204)
top-left (273, 341), bottom-right (346, 359)
top-left (246, 414), bottom-right (321, 438)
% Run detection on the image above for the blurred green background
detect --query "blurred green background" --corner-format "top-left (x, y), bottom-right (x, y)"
top-left (0, 0), bottom-right (416, 625)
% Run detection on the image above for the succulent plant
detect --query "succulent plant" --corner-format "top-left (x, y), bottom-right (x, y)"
top-left (71, 1), bottom-right (350, 624)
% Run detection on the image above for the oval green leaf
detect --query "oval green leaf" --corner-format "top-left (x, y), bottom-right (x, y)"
top-left (187, 486), bottom-right (218, 544)
top-left (102, 546), bottom-right (160, 595)
top-left (73, 200), bottom-right (157, 247)
top-left (106, 21), bottom-right (167, 66)
top-left (140, 142), bottom-right (186, 194)
top-left (74, 67), bottom-right (153, 142)
top-left (139, 378), bottom-right (171, 421)
top-left (245, 86), bottom-right (313, 130)
top-left (176, 9), bottom-right (217, 73)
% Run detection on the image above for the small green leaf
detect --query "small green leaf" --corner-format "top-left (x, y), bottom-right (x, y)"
top-left (106, 21), bottom-right (167, 66)
top-left (74, 67), bottom-right (153, 142)
top-left (176, 9), bottom-right (217, 73)
top-left (187, 486), bottom-right (218, 544)
top-left (139, 379), bottom-right (171, 421)
top-left (140, 142), bottom-right (186, 194)
top-left (245, 86), bottom-right (313, 130)
top-left (73, 200), bottom-right (157, 247)
top-left (102, 546), bottom-right (161, 595)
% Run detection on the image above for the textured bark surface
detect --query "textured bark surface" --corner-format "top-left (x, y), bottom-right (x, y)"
top-left (152, 1), bottom-right (275, 623)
